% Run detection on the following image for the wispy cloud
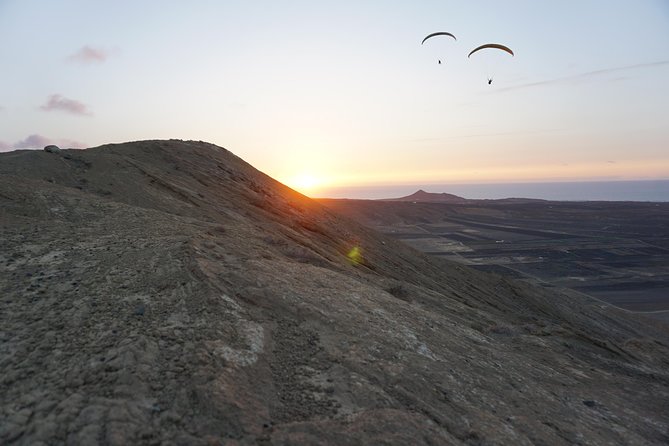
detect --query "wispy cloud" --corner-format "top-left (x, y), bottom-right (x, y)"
top-left (68, 45), bottom-right (109, 64)
top-left (409, 128), bottom-right (563, 142)
top-left (496, 60), bottom-right (669, 93)
top-left (14, 134), bottom-right (54, 148)
top-left (40, 94), bottom-right (93, 116)
top-left (0, 140), bottom-right (10, 152)
top-left (454, 128), bottom-right (563, 139)
top-left (11, 134), bottom-right (86, 150)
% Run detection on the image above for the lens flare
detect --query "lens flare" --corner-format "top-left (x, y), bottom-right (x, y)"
top-left (347, 246), bottom-right (363, 265)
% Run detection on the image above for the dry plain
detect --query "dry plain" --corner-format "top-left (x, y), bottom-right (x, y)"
top-left (318, 196), bottom-right (669, 322)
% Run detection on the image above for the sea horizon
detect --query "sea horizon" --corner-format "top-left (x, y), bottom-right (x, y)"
top-left (315, 179), bottom-right (669, 202)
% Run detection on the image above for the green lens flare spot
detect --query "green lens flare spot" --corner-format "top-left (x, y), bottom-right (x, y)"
top-left (347, 246), bottom-right (363, 265)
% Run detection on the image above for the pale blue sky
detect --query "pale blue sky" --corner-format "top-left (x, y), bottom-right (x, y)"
top-left (1, 1), bottom-right (668, 193)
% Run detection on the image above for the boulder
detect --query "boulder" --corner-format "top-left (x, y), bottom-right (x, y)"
top-left (44, 145), bottom-right (61, 154)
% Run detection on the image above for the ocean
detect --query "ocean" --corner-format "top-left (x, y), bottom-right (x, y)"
top-left (317, 180), bottom-right (669, 202)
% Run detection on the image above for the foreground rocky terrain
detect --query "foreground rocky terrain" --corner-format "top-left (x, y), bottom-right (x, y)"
top-left (1, 140), bottom-right (669, 445)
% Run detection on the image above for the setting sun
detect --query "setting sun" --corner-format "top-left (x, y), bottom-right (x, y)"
top-left (284, 173), bottom-right (322, 195)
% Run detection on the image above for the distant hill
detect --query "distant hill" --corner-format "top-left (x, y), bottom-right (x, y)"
top-left (2, 140), bottom-right (669, 445)
top-left (382, 189), bottom-right (547, 204)
top-left (382, 189), bottom-right (468, 203)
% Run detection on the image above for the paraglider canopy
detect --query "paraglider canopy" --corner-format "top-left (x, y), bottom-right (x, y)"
top-left (468, 43), bottom-right (514, 58)
top-left (468, 43), bottom-right (514, 84)
top-left (422, 32), bottom-right (457, 65)
top-left (421, 32), bottom-right (457, 45)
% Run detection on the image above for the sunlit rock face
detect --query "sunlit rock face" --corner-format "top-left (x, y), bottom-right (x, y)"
top-left (1, 140), bottom-right (668, 445)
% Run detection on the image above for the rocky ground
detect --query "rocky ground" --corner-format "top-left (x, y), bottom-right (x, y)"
top-left (1, 140), bottom-right (669, 445)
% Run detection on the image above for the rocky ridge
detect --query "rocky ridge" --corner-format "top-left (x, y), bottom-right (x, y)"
top-left (1, 140), bottom-right (668, 445)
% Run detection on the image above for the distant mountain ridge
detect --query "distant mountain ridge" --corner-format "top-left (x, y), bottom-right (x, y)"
top-left (382, 189), bottom-right (468, 203)
top-left (381, 189), bottom-right (547, 204)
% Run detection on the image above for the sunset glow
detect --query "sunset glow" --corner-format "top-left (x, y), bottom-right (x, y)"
top-left (284, 173), bottom-right (323, 195)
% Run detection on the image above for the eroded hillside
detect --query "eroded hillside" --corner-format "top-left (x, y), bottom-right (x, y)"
top-left (1, 140), bottom-right (669, 445)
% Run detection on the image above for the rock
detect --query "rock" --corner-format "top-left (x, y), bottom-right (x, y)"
top-left (134, 303), bottom-right (145, 316)
top-left (43, 145), bottom-right (61, 154)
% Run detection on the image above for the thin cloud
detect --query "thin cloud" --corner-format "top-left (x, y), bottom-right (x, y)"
top-left (406, 127), bottom-right (564, 143)
top-left (12, 134), bottom-right (86, 149)
top-left (435, 128), bottom-right (564, 141)
top-left (0, 141), bottom-right (10, 152)
top-left (14, 134), bottom-right (55, 148)
top-left (68, 45), bottom-right (109, 63)
top-left (40, 94), bottom-right (93, 116)
top-left (495, 60), bottom-right (669, 93)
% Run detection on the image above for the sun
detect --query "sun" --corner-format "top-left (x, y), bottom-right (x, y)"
top-left (285, 173), bottom-right (322, 195)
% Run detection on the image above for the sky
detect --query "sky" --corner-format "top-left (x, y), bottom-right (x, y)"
top-left (1, 0), bottom-right (669, 196)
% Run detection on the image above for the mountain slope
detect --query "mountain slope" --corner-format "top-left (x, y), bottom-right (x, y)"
top-left (1, 140), bottom-right (668, 445)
